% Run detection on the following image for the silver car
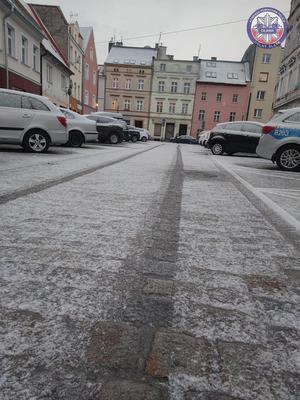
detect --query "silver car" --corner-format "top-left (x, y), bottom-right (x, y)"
top-left (0, 89), bottom-right (68, 153)
top-left (60, 108), bottom-right (98, 147)
top-left (257, 108), bottom-right (300, 171)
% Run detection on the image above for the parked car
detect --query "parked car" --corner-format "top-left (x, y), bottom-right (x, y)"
top-left (125, 125), bottom-right (140, 142)
top-left (198, 130), bottom-right (211, 146)
top-left (84, 114), bottom-right (124, 144)
top-left (135, 127), bottom-right (150, 142)
top-left (257, 108), bottom-right (300, 171)
top-left (208, 121), bottom-right (264, 155)
top-left (170, 135), bottom-right (198, 144)
top-left (0, 88), bottom-right (68, 153)
top-left (59, 108), bottom-right (98, 147)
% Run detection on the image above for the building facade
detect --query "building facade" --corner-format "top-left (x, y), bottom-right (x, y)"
top-left (242, 44), bottom-right (283, 123)
top-left (149, 46), bottom-right (199, 140)
top-left (80, 27), bottom-right (98, 114)
top-left (29, 4), bottom-right (72, 108)
top-left (273, 0), bottom-right (300, 111)
top-left (104, 43), bottom-right (157, 128)
top-left (30, 5), bottom-right (84, 113)
top-left (0, 0), bottom-right (43, 94)
top-left (97, 64), bottom-right (105, 111)
top-left (191, 58), bottom-right (250, 136)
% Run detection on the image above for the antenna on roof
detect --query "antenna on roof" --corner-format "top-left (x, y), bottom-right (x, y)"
top-left (197, 43), bottom-right (201, 58)
top-left (158, 32), bottom-right (162, 45)
top-left (69, 11), bottom-right (78, 23)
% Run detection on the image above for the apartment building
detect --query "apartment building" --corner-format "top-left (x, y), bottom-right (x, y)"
top-left (273, 0), bottom-right (300, 111)
top-left (104, 42), bottom-right (157, 128)
top-left (242, 44), bottom-right (283, 123)
top-left (191, 58), bottom-right (250, 136)
top-left (0, 0), bottom-right (43, 93)
top-left (80, 27), bottom-right (98, 114)
top-left (149, 46), bottom-right (199, 140)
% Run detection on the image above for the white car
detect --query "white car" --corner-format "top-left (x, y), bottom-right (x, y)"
top-left (198, 130), bottom-right (211, 146)
top-left (135, 127), bottom-right (150, 142)
top-left (0, 89), bottom-right (68, 153)
top-left (60, 108), bottom-right (98, 147)
top-left (257, 108), bottom-right (300, 171)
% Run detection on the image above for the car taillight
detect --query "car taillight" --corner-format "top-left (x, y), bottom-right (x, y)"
top-left (262, 125), bottom-right (275, 134)
top-left (57, 115), bottom-right (67, 128)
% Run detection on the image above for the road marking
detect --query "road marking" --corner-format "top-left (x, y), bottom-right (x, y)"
top-left (212, 156), bottom-right (300, 238)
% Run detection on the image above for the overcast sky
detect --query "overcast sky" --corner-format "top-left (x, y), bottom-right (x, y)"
top-left (29, 0), bottom-right (291, 64)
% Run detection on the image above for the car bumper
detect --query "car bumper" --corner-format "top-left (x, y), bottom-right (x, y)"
top-left (50, 130), bottom-right (68, 145)
top-left (256, 134), bottom-right (278, 160)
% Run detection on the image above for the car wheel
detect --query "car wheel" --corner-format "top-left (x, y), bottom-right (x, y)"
top-left (69, 131), bottom-right (84, 147)
top-left (131, 135), bottom-right (138, 143)
top-left (141, 137), bottom-right (147, 142)
top-left (275, 145), bottom-right (300, 171)
top-left (23, 130), bottom-right (50, 153)
top-left (109, 132), bottom-right (119, 144)
top-left (211, 142), bottom-right (224, 155)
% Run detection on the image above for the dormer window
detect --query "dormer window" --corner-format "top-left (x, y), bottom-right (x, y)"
top-left (228, 73), bottom-right (238, 79)
top-left (206, 61), bottom-right (216, 67)
top-left (205, 71), bottom-right (217, 78)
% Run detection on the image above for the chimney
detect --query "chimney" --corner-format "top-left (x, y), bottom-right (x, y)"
top-left (115, 41), bottom-right (123, 47)
top-left (211, 57), bottom-right (217, 61)
top-left (193, 56), bottom-right (198, 61)
top-left (108, 38), bottom-right (115, 52)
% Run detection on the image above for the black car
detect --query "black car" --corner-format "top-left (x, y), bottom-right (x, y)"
top-left (208, 121), bottom-right (264, 156)
top-left (85, 115), bottom-right (124, 144)
top-left (170, 135), bottom-right (198, 144)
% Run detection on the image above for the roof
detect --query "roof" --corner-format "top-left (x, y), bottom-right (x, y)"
top-left (198, 59), bottom-right (250, 85)
top-left (80, 27), bottom-right (93, 50)
top-left (106, 46), bottom-right (157, 66)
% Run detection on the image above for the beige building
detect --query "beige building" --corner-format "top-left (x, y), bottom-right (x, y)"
top-left (68, 22), bottom-right (84, 113)
top-left (242, 44), bottom-right (283, 123)
top-left (273, 0), bottom-right (300, 111)
top-left (104, 43), bottom-right (157, 128)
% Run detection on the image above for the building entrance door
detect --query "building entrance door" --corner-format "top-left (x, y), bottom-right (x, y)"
top-left (165, 123), bottom-right (175, 140)
top-left (135, 120), bottom-right (143, 128)
top-left (179, 124), bottom-right (187, 135)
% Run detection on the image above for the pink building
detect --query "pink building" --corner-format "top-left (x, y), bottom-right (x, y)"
top-left (80, 27), bottom-right (98, 114)
top-left (191, 58), bottom-right (250, 137)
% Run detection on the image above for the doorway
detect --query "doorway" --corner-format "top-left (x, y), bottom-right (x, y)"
top-left (179, 124), bottom-right (188, 135)
top-left (135, 120), bottom-right (143, 128)
top-left (165, 123), bottom-right (175, 140)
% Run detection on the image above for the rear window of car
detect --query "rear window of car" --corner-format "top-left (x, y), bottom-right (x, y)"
top-left (0, 92), bottom-right (21, 108)
top-left (86, 115), bottom-right (98, 121)
top-left (99, 117), bottom-right (113, 123)
top-left (61, 109), bottom-right (75, 119)
top-left (243, 123), bottom-right (262, 133)
top-left (21, 96), bottom-right (50, 111)
top-left (228, 123), bottom-right (243, 131)
top-left (284, 112), bottom-right (300, 123)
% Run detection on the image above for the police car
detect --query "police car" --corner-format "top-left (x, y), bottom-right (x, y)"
top-left (256, 108), bottom-right (300, 171)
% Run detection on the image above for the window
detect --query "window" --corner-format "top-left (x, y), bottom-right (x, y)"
top-left (136, 99), bottom-right (143, 111)
top-left (93, 71), bottom-right (96, 85)
top-left (139, 69), bottom-right (144, 74)
top-left (214, 111), bottom-right (221, 122)
top-left (112, 78), bottom-right (119, 89)
top-left (284, 112), bottom-right (300, 122)
top-left (138, 79), bottom-right (144, 90)
top-left (46, 64), bottom-right (53, 83)
top-left (92, 95), bottom-right (96, 106)
top-left (0, 92), bottom-right (21, 108)
top-left (198, 110), bottom-right (205, 121)
top-left (125, 79), bottom-right (131, 89)
top-left (21, 36), bottom-right (28, 65)
top-left (201, 92), bottom-right (207, 100)
top-left (243, 123), bottom-right (262, 133)
top-left (232, 94), bottom-right (239, 103)
top-left (124, 99), bottom-right (131, 111)
top-left (27, 97), bottom-right (50, 111)
top-left (169, 102), bottom-right (176, 113)
top-left (229, 112), bottom-right (236, 121)
top-left (206, 61), bottom-right (216, 67)
top-left (33, 45), bottom-right (39, 71)
top-left (113, 68), bottom-right (119, 72)
top-left (184, 82), bottom-right (191, 94)
top-left (85, 63), bottom-right (89, 80)
top-left (254, 109), bottom-right (262, 118)
top-left (171, 81), bottom-right (178, 93)
top-left (61, 74), bottom-right (66, 90)
top-left (160, 63), bottom-right (166, 72)
top-left (262, 54), bottom-right (271, 63)
top-left (85, 90), bottom-right (89, 105)
top-left (74, 50), bottom-right (77, 68)
top-left (78, 85), bottom-right (80, 99)
top-left (186, 65), bottom-right (192, 72)
top-left (74, 82), bottom-right (77, 98)
top-left (90, 47), bottom-right (94, 61)
top-left (70, 46), bottom-right (73, 64)
top-left (7, 24), bottom-right (15, 57)
top-left (259, 72), bottom-right (269, 82)
top-left (216, 93), bottom-right (222, 102)
top-left (257, 90), bottom-right (266, 100)
top-left (205, 71), bottom-right (217, 78)
top-left (227, 73), bottom-right (238, 79)
top-left (158, 81), bottom-right (165, 92)
top-left (157, 101), bottom-right (163, 113)
top-left (182, 103), bottom-right (188, 114)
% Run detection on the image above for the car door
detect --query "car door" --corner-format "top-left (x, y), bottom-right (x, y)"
top-left (242, 123), bottom-right (262, 153)
top-left (222, 123), bottom-right (244, 152)
top-left (0, 92), bottom-right (31, 142)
